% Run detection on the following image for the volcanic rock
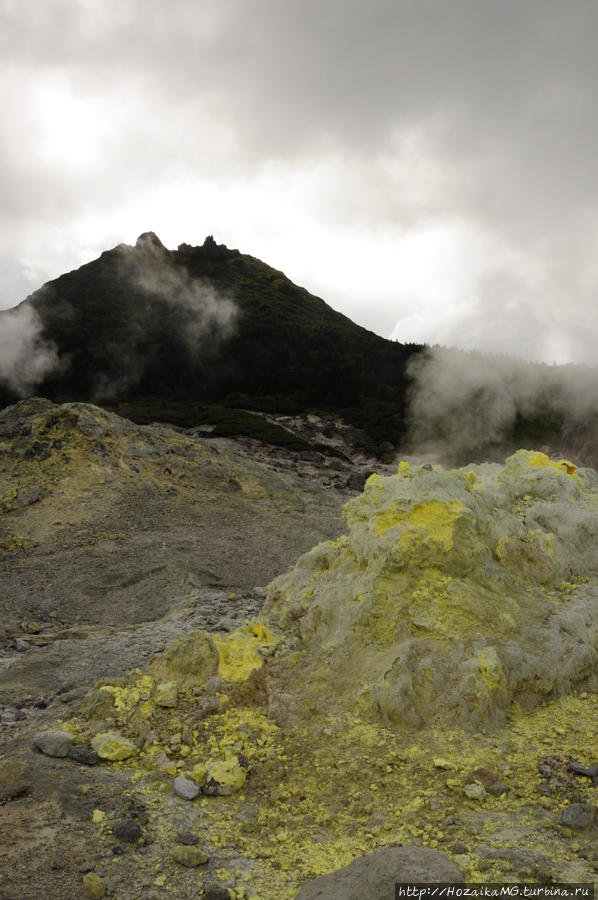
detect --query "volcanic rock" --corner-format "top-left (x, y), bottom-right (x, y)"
top-left (32, 730), bottom-right (73, 758)
top-left (293, 846), bottom-right (464, 898)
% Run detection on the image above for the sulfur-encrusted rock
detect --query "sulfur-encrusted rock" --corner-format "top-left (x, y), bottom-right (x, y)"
top-left (203, 754), bottom-right (246, 796)
top-left (171, 845), bottom-right (209, 867)
top-left (154, 680), bottom-right (178, 708)
top-left (91, 730), bottom-right (137, 761)
top-left (82, 872), bottom-right (106, 899)
top-left (294, 846), bottom-right (463, 898)
top-left (212, 621), bottom-right (276, 683)
top-left (149, 631), bottom-right (219, 688)
top-left (266, 451), bottom-right (598, 731)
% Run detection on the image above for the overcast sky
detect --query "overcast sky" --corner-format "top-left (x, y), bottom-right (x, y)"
top-left (1, 0), bottom-right (597, 364)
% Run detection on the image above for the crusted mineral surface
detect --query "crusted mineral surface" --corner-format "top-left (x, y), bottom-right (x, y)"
top-left (265, 450), bottom-right (598, 730)
top-left (7, 449), bottom-right (598, 898)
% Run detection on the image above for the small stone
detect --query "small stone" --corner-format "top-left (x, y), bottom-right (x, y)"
top-left (171, 845), bottom-right (209, 867)
top-left (112, 821), bottom-right (142, 842)
top-left (83, 872), bottom-right (106, 899)
top-left (451, 843), bottom-right (469, 854)
top-left (203, 755), bottom-right (246, 796)
top-left (91, 731), bottom-right (137, 761)
top-left (569, 761), bottom-right (598, 779)
top-left (181, 725), bottom-right (194, 747)
top-left (202, 888), bottom-right (232, 900)
top-left (173, 776), bottom-right (201, 800)
top-left (154, 681), bottom-right (178, 708)
top-left (33, 695), bottom-right (51, 709)
top-left (51, 855), bottom-right (66, 870)
top-left (33, 730), bottom-right (73, 758)
top-left (464, 781), bottom-right (487, 800)
top-left (1, 710), bottom-right (16, 724)
top-left (560, 803), bottom-right (596, 830)
top-left (19, 620), bottom-right (44, 634)
top-left (176, 829), bottom-right (200, 845)
top-left (204, 676), bottom-right (224, 694)
top-left (15, 638), bottom-right (30, 652)
top-left (537, 782), bottom-right (552, 796)
top-left (68, 746), bottom-right (100, 766)
top-left (14, 709), bottom-right (26, 721)
top-left (468, 767), bottom-right (509, 796)
top-left (346, 471), bottom-right (369, 492)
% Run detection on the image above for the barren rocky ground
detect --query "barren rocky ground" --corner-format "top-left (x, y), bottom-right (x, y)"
top-left (0, 399), bottom-right (387, 899)
top-left (4, 401), bottom-right (598, 900)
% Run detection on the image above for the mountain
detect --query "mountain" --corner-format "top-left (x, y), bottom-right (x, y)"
top-left (0, 233), bottom-right (424, 451)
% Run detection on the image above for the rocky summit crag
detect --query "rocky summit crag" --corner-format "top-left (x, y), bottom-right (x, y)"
top-left (4, 413), bottom-right (598, 898)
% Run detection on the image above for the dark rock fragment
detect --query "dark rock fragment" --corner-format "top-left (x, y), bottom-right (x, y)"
top-left (68, 745), bottom-right (100, 766)
top-left (560, 803), bottom-right (596, 830)
top-left (112, 821), bottom-right (142, 842)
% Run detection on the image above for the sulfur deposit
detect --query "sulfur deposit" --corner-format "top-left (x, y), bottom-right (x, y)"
top-left (9, 449), bottom-right (598, 898)
top-left (265, 450), bottom-right (598, 730)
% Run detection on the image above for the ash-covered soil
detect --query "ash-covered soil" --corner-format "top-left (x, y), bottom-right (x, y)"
top-left (0, 399), bottom-right (357, 631)
top-left (0, 398), bottom-right (386, 899)
top-left (4, 402), bottom-right (598, 900)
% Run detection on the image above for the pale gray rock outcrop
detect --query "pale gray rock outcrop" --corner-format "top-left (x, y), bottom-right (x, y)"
top-left (32, 730), bottom-right (73, 757)
top-left (294, 846), bottom-right (464, 899)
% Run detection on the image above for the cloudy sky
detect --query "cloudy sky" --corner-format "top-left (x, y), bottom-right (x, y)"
top-left (1, 0), bottom-right (597, 364)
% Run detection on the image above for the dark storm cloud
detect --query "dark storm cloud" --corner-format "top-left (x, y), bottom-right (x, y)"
top-left (1, 0), bottom-right (597, 361)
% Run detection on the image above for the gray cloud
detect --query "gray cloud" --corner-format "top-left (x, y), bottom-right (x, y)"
top-left (1, 1), bottom-right (598, 363)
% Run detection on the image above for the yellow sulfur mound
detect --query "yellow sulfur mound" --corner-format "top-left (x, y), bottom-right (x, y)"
top-left (64, 450), bottom-right (598, 896)
top-left (265, 450), bottom-right (598, 730)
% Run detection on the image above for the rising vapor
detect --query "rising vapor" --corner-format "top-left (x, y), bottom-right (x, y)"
top-left (407, 346), bottom-right (598, 463)
top-left (95, 232), bottom-right (239, 399)
top-left (0, 304), bottom-right (60, 397)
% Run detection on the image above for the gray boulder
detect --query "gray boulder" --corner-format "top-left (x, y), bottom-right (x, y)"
top-left (294, 846), bottom-right (463, 899)
top-left (560, 803), bottom-right (596, 830)
top-left (33, 730), bottom-right (73, 758)
top-left (173, 776), bottom-right (201, 800)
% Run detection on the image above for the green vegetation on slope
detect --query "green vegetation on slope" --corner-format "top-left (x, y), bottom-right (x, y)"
top-left (0, 235), bottom-right (422, 451)
top-left (111, 398), bottom-right (311, 449)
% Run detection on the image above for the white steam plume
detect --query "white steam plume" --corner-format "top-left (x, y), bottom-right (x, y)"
top-left (0, 304), bottom-right (60, 397)
top-left (128, 237), bottom-right (237, 348)
top-left (407, 346), bottom-right (598, 462)
top-left (93, 235), bottom-right (238, 399)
